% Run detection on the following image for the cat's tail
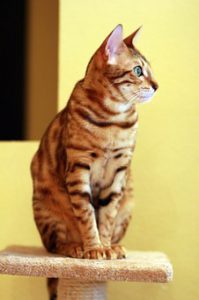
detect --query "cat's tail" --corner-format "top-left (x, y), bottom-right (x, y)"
top-left (47, 278), bottom-right (58, 300)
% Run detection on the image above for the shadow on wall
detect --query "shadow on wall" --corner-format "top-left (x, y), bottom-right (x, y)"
top-left (0, 0), bottom-right (58, 141)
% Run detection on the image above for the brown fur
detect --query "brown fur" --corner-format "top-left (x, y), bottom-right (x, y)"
top-left (31, 25), bottom-right (158, 298)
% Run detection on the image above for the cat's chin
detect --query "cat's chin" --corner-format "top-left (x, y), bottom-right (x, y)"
top-left (138, 92), bottom-right (155, 104)
top-left (138, 96), bottom-right (154, 104)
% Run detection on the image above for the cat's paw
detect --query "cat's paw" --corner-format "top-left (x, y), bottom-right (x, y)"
top-left (111, 244), bottom-right (126, 259)
top-left (65, 243), bottom-right (84, 258)
top-left (83, 245), bottom-right (105, 259)
top-left (103, 247), bottom-right (118, 260)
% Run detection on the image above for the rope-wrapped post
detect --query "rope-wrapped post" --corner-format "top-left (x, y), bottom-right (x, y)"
top-left (0, 246), bottom-right (173, 300)
top-left (57, 280), bottom-right (107, 300)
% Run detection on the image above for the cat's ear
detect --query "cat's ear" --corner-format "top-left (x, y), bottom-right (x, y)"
top-left (100, 24), bottom-right (126, 64)
top-left (124, 26), bottom-right (142, 47)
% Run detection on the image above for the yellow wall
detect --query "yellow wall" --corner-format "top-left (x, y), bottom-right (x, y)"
top-left (0, 0), bottom-right (199, 299)
top-left (0, 142), bottom-right (48, 299)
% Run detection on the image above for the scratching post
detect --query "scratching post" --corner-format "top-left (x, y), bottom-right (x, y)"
top-left (57, 280), bottom-right (106, 300)
top-left (0, 246), bottom-right (173, 300)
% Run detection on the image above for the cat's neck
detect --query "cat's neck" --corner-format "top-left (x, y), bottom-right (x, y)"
top-left (79, 68), bottom-right (135, 113)
top-left (70, 78), bottom-right (136, 117)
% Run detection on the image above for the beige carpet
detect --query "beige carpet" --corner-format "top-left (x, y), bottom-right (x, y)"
top-left (0, 245), bottom-right (173, 283)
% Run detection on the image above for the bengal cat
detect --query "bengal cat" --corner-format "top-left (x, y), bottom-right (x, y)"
top-left (31, 24), bottom-right (158, 298)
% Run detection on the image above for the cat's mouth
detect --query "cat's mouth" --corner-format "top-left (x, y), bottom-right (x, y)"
top-left (138, 89), bottom-right (155, 104)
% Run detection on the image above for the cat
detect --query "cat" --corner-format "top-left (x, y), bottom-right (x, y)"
top-left (31, 24), bottom-right (158, 298)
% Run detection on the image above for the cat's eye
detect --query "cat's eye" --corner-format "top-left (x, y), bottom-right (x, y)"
top-left (133, 66), bottom-right (143, 77)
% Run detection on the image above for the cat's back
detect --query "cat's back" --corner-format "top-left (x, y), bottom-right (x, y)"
top-left (31, 109), bottom-right (67, 183)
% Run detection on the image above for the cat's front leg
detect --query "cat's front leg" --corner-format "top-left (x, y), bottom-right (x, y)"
top-left (98, 194), bottom-right (124, 259)
top-left (98, 169), bottom-right (127, 259)
top-left (66, 158), bottom-right (104, 259)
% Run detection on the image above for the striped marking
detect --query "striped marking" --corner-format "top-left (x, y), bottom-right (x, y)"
top-left (48, 230), bottom-right (57, 252)
top-left (99, 192), bottom-right (122, 207)
top-left (66, 180), bottom-right (84, 187)
top-left (76, 108), bottom-right (137, 129)
top-left (70, 162), bottom-right (90, 172)
top-left (116, 166), bottom-right (128, 173)
top-left (114, 153), bottom-right (123, 159)
top-left (109, 70), bottom-right (132, 80)
top-left (69, 190), bottom-right (91, 198)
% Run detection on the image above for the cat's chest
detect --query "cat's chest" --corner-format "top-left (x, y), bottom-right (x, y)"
top-left (90, 148), bottom-right (132, 197)
top-left (101, 111), bottom-right (138, 148)
top-left (90, 155), bottom-right (112, 189)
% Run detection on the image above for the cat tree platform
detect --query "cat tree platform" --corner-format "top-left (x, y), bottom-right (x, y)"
top-left (0, 245), bottom-right (173, 300)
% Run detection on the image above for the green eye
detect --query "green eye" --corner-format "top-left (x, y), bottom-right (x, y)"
top-left (134, 66), bottom-right (143, 77)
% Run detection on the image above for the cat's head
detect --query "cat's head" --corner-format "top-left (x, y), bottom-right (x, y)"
top-left (88, 24), bottom-right (158, 104)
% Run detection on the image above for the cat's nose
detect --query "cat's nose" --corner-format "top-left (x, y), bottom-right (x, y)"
top-left (151, 81), bottom-right (159, 92)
